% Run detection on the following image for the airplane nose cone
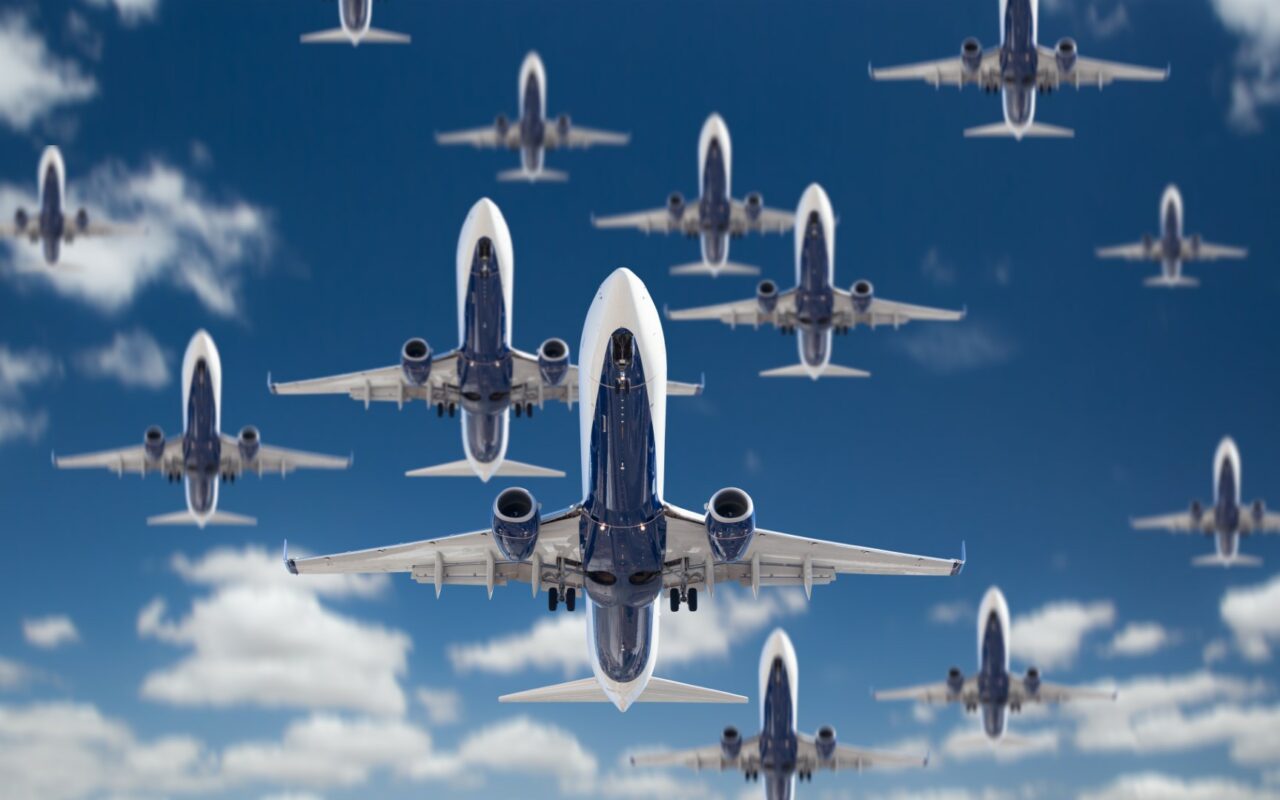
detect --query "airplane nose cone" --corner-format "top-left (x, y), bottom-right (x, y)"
top-left (186, 329), bottom-right (217, 359)
top-left (702, 112), bottom-right (729, 139)
top-left (596, 267), bottom-right (648, 306)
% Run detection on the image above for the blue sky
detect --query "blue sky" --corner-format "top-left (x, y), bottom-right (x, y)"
top-left (1, 0), bottom-right (1279, 798)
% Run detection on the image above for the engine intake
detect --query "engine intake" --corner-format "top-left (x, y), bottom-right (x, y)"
top-left (705, 487), bottom-right (755, 562)
top-left (557, 114), bottom-right (571, 139)
top-left (492, 487), bottom-right (540, 562)
top-left (667, 192), bottom-right (686, 221)
top-left (1055, 37), bottom-right (1078, 75)
top-left (961, 38), bottom-right (983, 74)
top-left (401, 338), bottom-right (432, 386)
top-left (721, 726), bottom-right (742, 761)
top-left (851, 279), bottom-right (874, 313)
top-left (947, 666), bottom-right (965, 697)
top-left (815, 726), bottom-right (837, 762)
top-left (75, 208), bottom-right (89, 232)
top-left (1024, 667), bottom-right (1041, 696)
top-left (757, 280), bottom-right (779, 314)
top-left (744, 192), bottom-right (763, 222)
top-left (238, 425), bottom-right (260, 463)
top-left (537, 338), bottom-right (570, 387)
top-left (144, 426), bottom-right (165, 463)
top-left (495, 114), bottom-right (510, 137)
top-left (14, 209), bottom-right (28, 232)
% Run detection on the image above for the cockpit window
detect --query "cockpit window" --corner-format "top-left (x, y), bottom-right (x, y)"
top-left (478, 238), bottom-right (493, 261)
top-left (611, 331), bottom-right (633, 368)
top-left (628, 570), bottom-right (660, 586)
top-left (806, 211), bottom-right (822, 237)
top-left (587, 570), bottom-right (617, 586)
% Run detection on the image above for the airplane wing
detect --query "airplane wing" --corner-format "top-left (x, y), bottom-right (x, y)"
top-left (219, 435), bottom-right (350, 477)
top-left (873, 678), bottom-right (977, 706)
top-left (592, 206), bottom-right (701, 236)
top-left (666, 289), bottom-right (798, 329)
top-left (870, 50), bottom-right (1002, 89)
top-left (1240, 512), bottom-right (1280, 534)
top-left (729, 201), bottom-right (794, 236)
top-left (269, 351), bottom-right (462, 409)
top-left (835, 292), bottom-right (965, 329)
top-left (545, 125), bottom-right (630, 150)
top-left (1010, 678), bottom-right (1116, 705)
top-left (435, 126), bottom-right (520, 150)
top-left (54, 439), bottom-right (183, 476)
top-left (1184, 240), bottom-right (1248, 261)
top-left (797, 735), bottom-right (928, 772)
top-left (1096, 242), bottom-right (1156, 261)
top-left (510, 350), bottom-right (701, 406)
top-left (286, 507), bottom-right (585, 595)
top-left (630, 737), bottom-right (760, 773)
top-left (1038, 48), bottom-right (1169, 89)
top-left (1131, 511), bottom-right (1214, 534)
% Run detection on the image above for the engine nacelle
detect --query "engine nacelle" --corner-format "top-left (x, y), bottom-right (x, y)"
top-left (667, 192), bottom-right (686, 221)
top-left (851, 279), bottom-right (874, 313)
top-left (1055, 37), bottom-right (1078, 75)
top-left (557, 114), bottom-right (571, 139)
top-left (757, 280), bottom-right (779, 314)
top-left (815, 726), bottom-right (837, 762)
top-left (1189, 234), bottom-right (1202, 258)
top-left (495, 114), bottom-right (510, 138)
top-left (537, 338), bottom-right (570, 387)
top-left (947, 666), bottom-right (965, 697)
top-left (744, 192), bottom-right (763, 222)
top-left (1252, 500), bottom-right (1266, 526)
top-left (1189, 500), bottom-right (1204, 525)
top-left (1142, 233), bottom-right (1155, 256)
top-left (705, 487), bottom-right (755, 562)
top-left (492, 487), bottom-right (540, 562)
top-left (961, 38), bottom-right (983, 74)
top-left (401, 338), bottom-right (432, 386)
top-left (144, 426), bottom-right (165, 463)
top-left (1024, 667), bottom-right (1041, 696)
top-left (720, 726), bottom-right (742, 761)
top-left (238, 425), bottom-right (261, 463)
top-left (13, 209), bottom-right (28, 232)
top-left (75, 208), bottom-right (89, 232)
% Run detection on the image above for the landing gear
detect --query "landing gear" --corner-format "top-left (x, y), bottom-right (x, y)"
top-left (670, 587), bottom-right (680, 612)
top-left (448, 403), bottom-right (456, 417)
top-left (669, 587), bottom-right (698, 612)
top-left (547, 586), bottom-right (576, 612)
top-left (525, 403), bottom-right (534, 417)
top-left (515, 403), bottom-right (522, 418)
top-left (548, 587), bottom-right (558, 612)
top-left (565, 587), bottom-right (576, 612)
top-left (436, 403), bottom-right (444, 417)
top-left (687, 587), bottom-right (698, 612)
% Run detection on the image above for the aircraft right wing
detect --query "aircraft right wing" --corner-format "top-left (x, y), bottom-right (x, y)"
top-left (666, 289), bottom-right (798, 329)
top-left (1184, 240), bottom-right (1248, 261)
top-left (592, 205), bottom-right (701, 236)
top-left (798, 735), bottom-right (928, 772)
top-left (729, 200), bottom-right (794, 235)
top-left (630, 736), bottom-right (761, 773)
top-left (870, 49), bottom-right (1002, 89)
top-left (1096, 242), bottom-right (1156, 261)
top-left (1131, 511), bottom-right (1214, 534)
top-left (873, 678), bottom-right (977, 706)
top-left (1010, 678), bottom-right (1116, 705)
top-left (834, 292), bottom-right (965, 329)
top-left (435, 125), bottom-right (521, 150)
top-left (269, 351), bottom-right (462, 409)
top-left (545, 125), bottom-right (630, 150)
top-left (54, 439), bottom-right (183, 476)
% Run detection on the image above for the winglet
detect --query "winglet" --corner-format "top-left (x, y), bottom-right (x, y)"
top-left (867, 62), bottom-right (875, 79)
top-left (267, 372), bottom-right (277, 394)
top-left (283, 539), bottom-right (298, 575)
top-left (49, 449), bottom-right (56, 467)
top-left (951, 541), bottom-right (966, 576)
top-left (923, 748), bottom-right (932, 768)
top-left (697, 372), bottom-right (706, 395)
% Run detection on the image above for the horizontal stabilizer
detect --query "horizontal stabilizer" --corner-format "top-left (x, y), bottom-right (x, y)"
top-left (670, 261), bottom-right (761, 277)
top-left (964, 121), bottom-right (1075, 139)
top-left (759, 363), bottom-right (871, 380)
top-left (360, 28), bottom-right (411, 44)
top-left (499, 676), bottom-right (746, 705)
top-left (1144, 275), bottom-right (1199, 288)
top-left (299, 28), bottom-right (351, 44)
top-left (405, 458), bottom-right (565, 481)
top-left (498, 168), bottom-right (568, 183)
top-left (1192, 553), bottom-right (1261, 568)
top-left (146, 510), bottom-right (257, 527)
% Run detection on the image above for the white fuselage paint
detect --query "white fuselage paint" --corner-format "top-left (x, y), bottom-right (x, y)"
top-left (793, 183), bottom-right (837, 379)
top-left (999, 0), bottom-right (1041, 139)
top-left (977, 585), bottom-right (1011, 674)
top-left (519, 51), bottom-right (546, 123)
top-left (1213, 436), bottom-right (1241, 508)
top-left (38, 146), bottom-right (65, 217)
top-left (1161, 184), bottom-right (1184, 241)
top-left (697, 113), bottom-right (732, 268)
top-left (180, 330), bottom-right (223, 526)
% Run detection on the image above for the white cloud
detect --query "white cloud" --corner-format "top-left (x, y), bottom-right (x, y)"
top-left (416, 687), bottom-right (462, 726)
top-left (261, 794), bottom-right (326, 800)
top-left (940, 725), bottom-right (1059, 762)
top-left (0, 345), bottom-right (60, 445)
top-left (1010, 599), bottom-right (1115, 670)
top-left (21, 616), bottom-right (79, 650)
top-left (82, 0), bottom-right (160, 26)
top-left (1221, 571), bottom-right (1280, 662)
top-left (0, 160), bottom-right (274, 316)
top-left (138, 546), bottom-right (410, 716)
top-left (929, 599), bottom-right (972, 625)
top-left (1211, 0), bottom-right (1280, 132)
top-left (897, 325), bottom-right (1015, 375)
top-left (75, 328), bottom-right (170, 389)
top-left (1105, 621), bottom-right (1175, 658)
top-left (448, 589), bottom-right (806, 675)
top-left (0, 657), bottom-right (33, 690)
top-left (0, 12), bottom-right (96, 131)
top-left (1204, 638), bottom-right (1231, 665)
top-left (920, 247), bottom-right (958, 286)
top-left (1081, 772), bottom-right (1280, 800)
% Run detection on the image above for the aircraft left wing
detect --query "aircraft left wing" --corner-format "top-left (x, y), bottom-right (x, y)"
top-left (545, 125), bottom-right (630, 150)
top-left (1241, 512), bottom-right (1280, 534)
top-left (54, 439), bottom-right (183, 476)
top-left (870, 50), bottom-right (1002, 89)
top-left (219, 435), bottom-right (350, 477)
top-left (592, 206), bottom-right (701, 236)
top-left (1096, 242), bottom-right (1155, 261)
top-left (269, 351), bottom-right (462, 409)
top-left (435, 126), bottom-right (520, 150)
top-left (873, 677), bottom-right (978, 706)
top-left (729, 201), bottom-right (793, 236)
top-left (666, 289), bottom-right (798, 329)
top-left (510, 350), bottom-right (701, 406)
top-left (1131, 511), bottom-right (1214, 534)
top-left (1038, 48), bottom-right (1169, 89)
top-left (834, 291), bottom-right (965, 329)
top-left (630, 737), bottom-right (760, 773)
top-left (798, 735), bottom-right (928, 772)
top-left (1009, 678), bottom-right (1116, 705)
top-left (1184, 240), bottom-right (1247, 261)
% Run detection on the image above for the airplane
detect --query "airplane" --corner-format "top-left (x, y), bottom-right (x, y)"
top-left (54, 330), bottom-right (350, 527)
top-left (1132, 437), bottom-right (1280, 567)
top-left (592, 113), bottom-right (793, 276)
top-left (874, 586), bottom-right (1115, 741)
top-left (869, 0), bottom-right (1168, 139)
top-left (435, 51), bottom-right (628, 182)
top-left (631, 628), bottom-right (927, 798)
top-left (300, 0), bottom-right (409, 46)
top-left (666, 183), bottom-right (965, 379)
top-left (285, 268), bottom-right (965, 712)
top-left (1097, 185), bottom-right (1248, 288)
top-left (269, 198), bottom-right (695, 481)
top-left (1, 146), bottom-right (132, 266)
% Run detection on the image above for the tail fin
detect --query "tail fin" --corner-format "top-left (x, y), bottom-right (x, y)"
top-left (360, 28), bottom-right (411, 44)
top-left (670, 261), bottom-right (761, 277)
top-left (499, 676), bottom-right (746, 705)
top-left (1144, 275), bottom-right (1199, 288)
top-left (964, 121), bottom-right (1074, 139)
top-left (300, 28), bottom-right (352, 44)
top-left (759, 363), bottom-right (871, 380)
top-left (498, 168), bottom-right (568, 183)
top-left (405, 458), bottom-right (565, 481)
top-left (1192, 553), bottom-right (1261, 568)
top-left (146, 510), bottom-right (257, 527)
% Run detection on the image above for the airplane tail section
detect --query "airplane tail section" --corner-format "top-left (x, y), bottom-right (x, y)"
top-left (146, 510), bottom-right (257, 527)
top-left (405, 458), bottom-right (566, 480)
top-left (759, 363), bottom-right (871, 380)
top-left (499, 676), bottom-right (746, 705)
top-left (1192, 553), bottom-right (1261, 568)
top-left (964, 122), bottom-right (1075, 139)
top-left (670, 261), bottom-right (761, 277)
top-left (1144, 275), bottom-right (1200, 289)
top-left (498, 168), bottom-right (569, 183)
top-left (361, 28), bottom-right (411, 44)
top-left (299, 28), bottom-right (351, 44)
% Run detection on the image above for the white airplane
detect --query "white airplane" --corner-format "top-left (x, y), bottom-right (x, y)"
top-left (667, 184), bottom-right (964, 379)
top-left (1097, 185), bottom-right (1247, 288)
top-left (301, 0), bottom-right (409, 46)
top-left (875, 587), bottom-right (1114, 741)
top-left (286, 268), bottom-right (964, 712)
top-left (55, 330), bottom-right (350, 527)
top-left (592, 113), bottom-right (793, 276)
top-left (435, 51), bottom-right (628, 182)
top-left (870, 0), bottom-right (1168, 139)
top-left (1, 146), bottom-right (132, 266)
top-left (1132, 437), bottom-right (1280, 567)
top-left (632, 628), bottom-right (927, 799)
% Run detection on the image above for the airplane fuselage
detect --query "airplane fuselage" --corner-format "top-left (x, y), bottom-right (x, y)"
top-left (1159, 185), bottom-right (1185, 280)
top-left (339, 0), bottom-right (371, 36)
top-left (35, 147), bottom-right (67, 265)
top-left (696, 115), bottom-right (733, 266)
top-left (998, 0), bottom-right (1040, 134)
top-left (1211, 438), bottom-right (1244, 560)
top-left (518, 54), bottom-right (548, 174)
top-left (791, 186), bottom-right (837, 373)
top-left (756, 632), bottom-right (800, 800)
top-left (974, 586), bottom-right (1012, 738)
top-left (180, 332), bottom-right (225, 522)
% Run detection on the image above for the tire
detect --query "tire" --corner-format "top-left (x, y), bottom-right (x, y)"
top-left (687, 587), bottom-right (698, 612)
top-left (548, 587), bottom-right (558, 612)
top-left (565, 587), bottom-right (576, 612)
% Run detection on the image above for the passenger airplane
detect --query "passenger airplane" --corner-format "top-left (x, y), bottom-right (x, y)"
top-left (300, 0), bottom-right (409, 46)
top-left (632, 629), bottom-right (927, 798)
top-left (869, 0), bottom-right (1168, 139)
top-left (667, 184), bottom-right (964, 379)
top-left (592, 113), bottom-right (793, 276)
top-left (286, 268), bottom-right (964, 712)
top-left (1, 146), bottom-right (131, 266)
top-left (55, 330), bottom-right (350, 527)
top-left (1097, 185), bottom-right (1247, 288)
top-left (435, 51), bottom-right (628, 182)
top-left (1132, 437), bottom-right (1280, 567)
top-left (875, 586), bottom-right (1114, 740)
top-left (270, 199), bottom-right (693, 481)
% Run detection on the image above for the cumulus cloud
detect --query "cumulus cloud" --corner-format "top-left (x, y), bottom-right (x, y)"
top-left (940, 726), bottom-right (1060, 762)
top-left (0, 345), bottom-right (61, 445)
top-left (1009, 599), bottom-right (1115, 671)
top-left (929, 599), bottom-right (972, 625)
top-left (1220, 571), bottom-right (1280, 662)
top-left (1211, 0), bottom-right (1280, 132)
top-left (920, 247), bottom-right (958, 286)
top-left (0, 657), bottom-right (34, 690)
top-left (0, 160), bottom-right (274, 316)
top-left (82, 0), bottom-right (161, 26)
top-left (21, 616), bottom-right (79, 650)
top-left (1105, 621), bottom-right (1176, 658)
top-left (137, 546), bottom-right (410, 716)
top-left (897, 325), bottom-right (1014, 375)
top-left (74, 328), bottom-right (170, 389)
top-left (0, 12), bottom-right (96, 131)
top-left (416, 687), bottom-right (462, 726)
top-left (1080, 771), bottom-right (1280, 800)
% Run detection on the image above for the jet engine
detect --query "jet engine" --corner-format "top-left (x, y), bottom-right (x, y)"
top-left (1189, 499), bottom-right (1204, 525)
top-left (667, 192), bottom-right (686, 222)
top-left (961, 38), bottom-right (983, 74)
top-left (492, 487), bottom-right (540, 562)
top-left (537, 338), bottom-right (570, 387)
top-left (851, 279), bottom-right (874, 313)
top-left (144, 426), bottom-right (165, 463)
top-left (705, 487), bottom-right (755, 562)
top-left (815, 726), bottom-right (837, 762)
top-left (1024, 667), bottom-right (1041, 697)
top-left (401, 338), bottom-right (432, 386)
top-left (238, 426), bottom-right (260, 463)
top-left (757, 279), bottom-right (779, 314)
top-left (1142, 233), bottom-right (1155, 256)
top-left (1188, 234), bottom-right (1202, 258)
top-left (1055, 38), bottom-right (1078, 75)
top-left (75, 208), bottom-right (89, 232)
top-left (720, 726), bottom-right (742, 761)
top-left (1253, 500), bottom-right (1266, 526)
top-left (557, 114), bottom-right (571, 139)
top-left (13, 209), bottom-right (27, 232)
top-left (744, 192), bottom-right (763, 222)
top-left (947, 666), bottom-right (965, 697)
top-left (495, 114), bottom-right (510, 138)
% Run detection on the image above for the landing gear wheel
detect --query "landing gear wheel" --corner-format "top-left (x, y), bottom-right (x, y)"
top-left (687, 587), bottom-right (698, 612)
top-left (670, 587), bottom-right (680, 612)
top-left (565, 587), bottom-right (576, 612)
top-left (525, 403), bottom-right (534, 417)
top-left (548, 587), bottom-right (559, 612)
top-left (515, 403), bottom-right (522, 418)
top-left (436, 403), bottom-right (444, 417)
